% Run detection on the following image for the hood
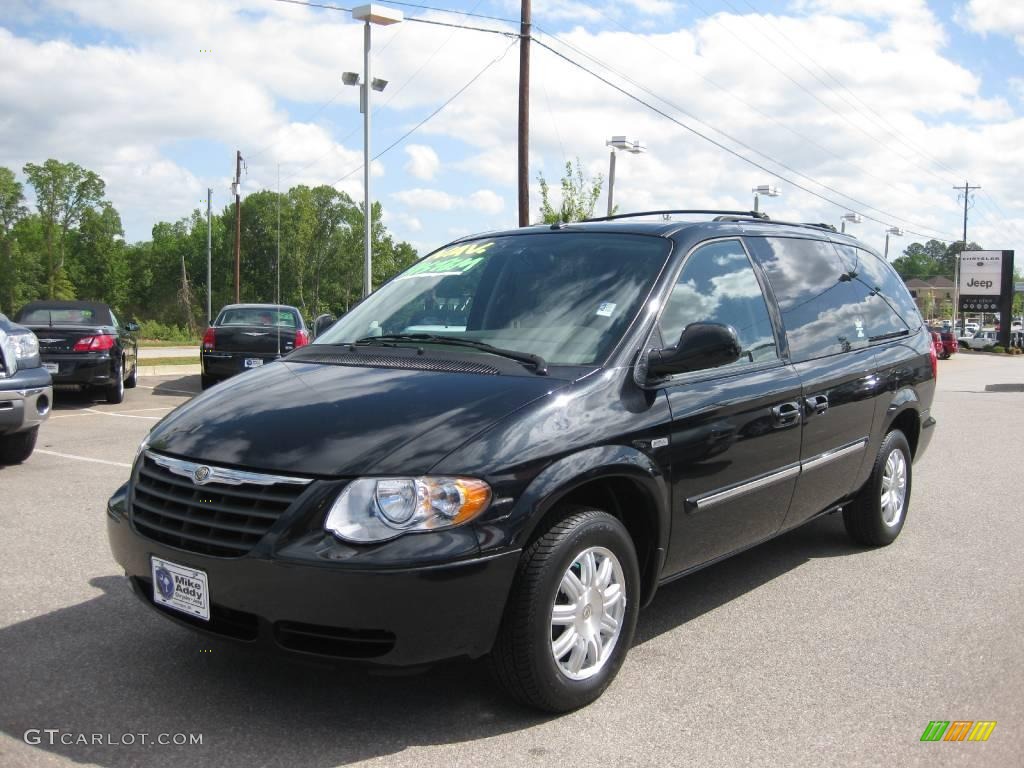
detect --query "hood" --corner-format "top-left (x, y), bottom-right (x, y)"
top-left (148, 359), bottom-right (568, 477)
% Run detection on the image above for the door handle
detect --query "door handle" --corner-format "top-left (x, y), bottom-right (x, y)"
top-left (771, 401), bottom-right (801, 427)
top-left (805, 394), bottom-right (829, 416)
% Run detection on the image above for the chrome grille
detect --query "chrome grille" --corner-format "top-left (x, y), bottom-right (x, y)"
top-left (131, 452), bottom-right (312, 557)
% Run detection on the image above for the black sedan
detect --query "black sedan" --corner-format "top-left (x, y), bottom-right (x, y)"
top-left (15, 300), bottom-right (139, 404)
top-left (201, 304), bottom-right (310, 389)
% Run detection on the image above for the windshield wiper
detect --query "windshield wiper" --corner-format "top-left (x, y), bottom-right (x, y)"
top-left (353, 333), bottom-right (548, 375)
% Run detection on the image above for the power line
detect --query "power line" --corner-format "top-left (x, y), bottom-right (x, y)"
top-left (532, 38), bottom-right (956, 241)
top-left (329, 38), bottom-right (518, 187)
top-left (732, 0), bottom-right (968, 185)
top-left (685, 0), bottom-right (960, 193)
top-left (277, 0), bottom-right (489, 187)
top-left (533, 30), bottom-right (956, 240)
top-left (268, 0), bottom-right (516, 36)
top-left (374, 0), bottom-right (516, 24)
top-left (535, 18), bottom-right (952, 241)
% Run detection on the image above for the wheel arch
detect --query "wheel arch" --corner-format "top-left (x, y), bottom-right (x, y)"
top-left (513, 445), bottom-right (670, 608)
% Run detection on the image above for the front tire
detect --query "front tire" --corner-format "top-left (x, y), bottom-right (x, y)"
top-left (489, 508), bottom-right (640, 712)
top-left (843, 430), bottom-right (912, 547)
top-left (0, 427), bottom-right (38, 465)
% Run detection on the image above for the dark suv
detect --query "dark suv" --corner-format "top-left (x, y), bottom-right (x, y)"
top-left (107, 212), bottom-right (936, 712)
top-left (0, 313), bottom-right (52, 463)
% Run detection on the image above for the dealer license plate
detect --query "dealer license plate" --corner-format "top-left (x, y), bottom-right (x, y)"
top-left (244, 358), bottom-right (264, 368)
top-left (43, 363), bottom-right (59, 374)
top-left (151, 556), bottom-right (210, 621)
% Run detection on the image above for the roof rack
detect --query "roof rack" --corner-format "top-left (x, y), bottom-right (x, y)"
top-left (582, 209), bottom-right (770, 222)
top-left (579, 209), bottom-right (858, 237)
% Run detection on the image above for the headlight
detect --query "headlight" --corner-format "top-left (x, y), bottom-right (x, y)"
top-left (133, 435), bottom-right (150, 467)
top-left (325, 476), bottom-right (492, 543)
top-left (8, 332), bottom-right (40, 369)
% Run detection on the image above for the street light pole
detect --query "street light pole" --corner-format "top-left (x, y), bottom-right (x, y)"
top-left (206, 188), bottom-right (212, 325)
top-left (884, 226), bottom-right (903, 260)
top-left (605, 136), bottom-right (645, 217)
top-left (840, 212), bottom-right (862, 234)
top-left (751, 184), bottom-right (779, 213)
top-left (606, 149), bottom-right (616, 217)
top-left (362, 19), bottom-right (372, 299)
top-left (349, 5), bottom-right (403, 298)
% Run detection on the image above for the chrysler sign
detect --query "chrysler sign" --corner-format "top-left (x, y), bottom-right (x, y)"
top-left (958, 251), bottom-right (1002, 295)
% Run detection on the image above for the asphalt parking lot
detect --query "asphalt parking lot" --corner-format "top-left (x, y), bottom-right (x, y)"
top-left (1, 357), bottom-right (1021, 767)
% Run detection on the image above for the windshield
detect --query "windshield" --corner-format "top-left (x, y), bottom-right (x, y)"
top-left (218, 308), bottom-right (298, 328)
top-left (18, 306), bottom-right (108, 325)
top-left (316, 233), bottom-right (671, 365)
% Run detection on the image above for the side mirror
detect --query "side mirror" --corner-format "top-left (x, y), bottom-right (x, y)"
top-left (313, 313), bottom-right (336, 338)
top-left (647, 322), bottom-right (741, 378)
top-left (125, 321), bottom-right (140, 332)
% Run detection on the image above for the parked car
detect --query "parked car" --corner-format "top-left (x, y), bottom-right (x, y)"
top-left (200, 303), bottom-right (310, 389)
top-left (14, 300), bottom-right (138, 404)
top-left (959, 329), bottom-right (998, 350)
top-left (0, 313), bottom-right (52, 464)
top-left (107, 213), bottom-right (936, 712)
top-left (930, 330), bottom-right (943, 358)
top-left (937, 330), bottom-right (958, 359)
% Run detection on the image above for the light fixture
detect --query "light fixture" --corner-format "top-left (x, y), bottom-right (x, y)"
top-left (352, 3), bottom-right (403, 25)
top-left (752, 184), bottom-right (780, 212)
top-left (342, 71), bottom-right (360, 86)
top-left (371, 77), bottom-right (388, 92)
top-left (605, 136), bottom-right (647, 216)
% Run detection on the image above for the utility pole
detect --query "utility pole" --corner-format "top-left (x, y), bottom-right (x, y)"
top-left (517, 0), bottom-right (531, 227)
top-left (953, 180), bottom-right (981, 331)
top-left (234, 150), bottom-right (243, 304)
top-left (206, 188), bottom-right (212, 325)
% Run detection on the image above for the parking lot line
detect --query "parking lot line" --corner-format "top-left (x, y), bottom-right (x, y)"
top-left (81, 408), bottom-right (162, 421)
top-left (35, 449), bottom-right (131, 469)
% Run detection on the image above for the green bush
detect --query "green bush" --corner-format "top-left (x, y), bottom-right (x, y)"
top-left (991, 345), bottom-right (1005, 354)
top-left (138, 320), bottom-right (199, 343)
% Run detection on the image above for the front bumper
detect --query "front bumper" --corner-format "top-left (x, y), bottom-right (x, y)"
top-left (107, 491), bottom-right (520, 665)
top-left (41, 352), bottom-right (115, 386)
top-left (0, 367), bottom-right (52, 435)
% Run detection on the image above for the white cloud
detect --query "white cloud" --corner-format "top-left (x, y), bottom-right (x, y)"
top-left (391, 188), bottom-right (460, 211)
top-left (468, 189), bottom-right (505, 215)
top-left (391, 188), bottom-right (505, 217)
top-left (958, 0), bottom-right (1024, 49)
top-left (403, 144), bottom-right (440, 180)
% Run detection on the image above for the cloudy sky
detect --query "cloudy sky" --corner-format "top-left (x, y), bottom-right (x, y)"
top-left (2, 0), bottom-right (1023, 260)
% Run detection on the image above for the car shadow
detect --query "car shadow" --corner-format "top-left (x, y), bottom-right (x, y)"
top-left (147, 375), bottom-right (201, 397)
top-left (0, 513), bottom-right (861, 767)
top-left (49, 386), bottom-right (109, 410)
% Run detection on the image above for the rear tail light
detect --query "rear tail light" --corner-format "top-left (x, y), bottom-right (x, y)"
top-left (928, 338), bottom-right (938, 381)
top-left (294, 329), bottom-right (310, 348)
top-left (72, 334), bottom-right (116, 352)
top-left (202, 327), bottom-right (216, 350)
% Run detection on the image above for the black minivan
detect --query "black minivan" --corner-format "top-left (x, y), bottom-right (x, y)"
top-left (107, 212), bottom-right (936, 712)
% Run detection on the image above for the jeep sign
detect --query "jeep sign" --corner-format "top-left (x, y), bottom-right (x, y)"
top-left (958, 252), bottom-right (1002, 296)
top-left (958, 249), bottom-right (1015, 346)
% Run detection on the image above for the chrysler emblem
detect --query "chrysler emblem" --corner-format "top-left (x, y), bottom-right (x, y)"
top-left (193, 466), bottom-right (212, 484)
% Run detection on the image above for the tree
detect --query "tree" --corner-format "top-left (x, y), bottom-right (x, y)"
top-left (69, 203), bottom-right (127, 309)
top-left (23, 160), bottom-right (105, 298)
top-left (0, 167), bottom-right (29, 315)
top-left (892, 239), bottom-right (982, 280)
top-left (537, 158), bottom-right (604, 224)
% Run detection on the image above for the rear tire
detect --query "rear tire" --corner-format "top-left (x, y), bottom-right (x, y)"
top-left (105, 363), bottom-right (125, 404)
top-left (843, 430), bottom-right (912, 547)
top-left (0, 427), bottom-right (38, 465)
top-left (489, 508), bottom-right (640, 713)
top-left (124, 357), bottom-right (138, 389)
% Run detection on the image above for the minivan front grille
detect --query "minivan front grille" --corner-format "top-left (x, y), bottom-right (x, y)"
top-left (131, 452), bottom-right (312, 557)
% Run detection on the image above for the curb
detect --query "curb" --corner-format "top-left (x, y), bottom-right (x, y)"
top-left (138, 364), bottom-right (201, 377)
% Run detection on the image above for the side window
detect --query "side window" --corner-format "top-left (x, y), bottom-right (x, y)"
top-left (109, 310), bottom-right (120, 329)
top-left (658, 240), bottom-right (779, 366)
top-left (835, 244), bottom-right (921, 331)
top-left (752, 237), bottom-right (906, 362)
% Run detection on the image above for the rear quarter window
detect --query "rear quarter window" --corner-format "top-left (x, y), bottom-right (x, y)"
top-left (834, 244), bottom-right (922, 331)
top-left (750, 237), bottom-right (910, 362)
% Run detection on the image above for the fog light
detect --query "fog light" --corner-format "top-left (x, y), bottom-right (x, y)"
top-left (36, 394), bottom-right (50, 416)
